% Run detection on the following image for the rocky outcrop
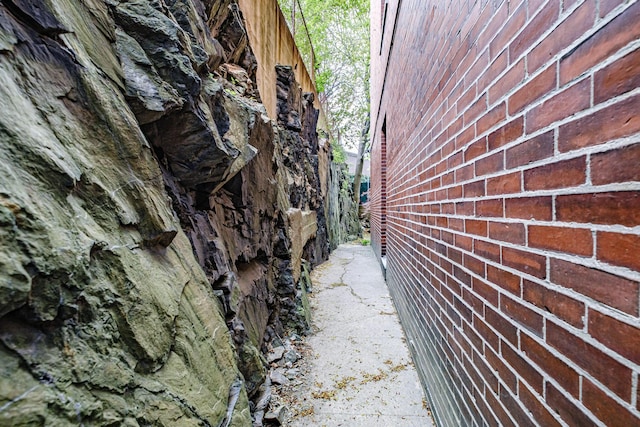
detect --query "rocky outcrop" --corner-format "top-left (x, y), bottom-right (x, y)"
top-left (0, 0), bottom-right (345, 425)
top-left (328, 162), bottom-right (361, 249)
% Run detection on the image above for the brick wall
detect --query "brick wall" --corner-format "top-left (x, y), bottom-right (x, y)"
top-left (371, 121), bottom-right (388, 259)
top-left (370, 0), bottom-right (640, 425)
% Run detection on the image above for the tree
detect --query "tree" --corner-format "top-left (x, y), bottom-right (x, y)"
top-left (278, 0), bottom-right (370, 154)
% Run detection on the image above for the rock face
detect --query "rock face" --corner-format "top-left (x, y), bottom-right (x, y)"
top-left (327, 162), bottom-right (361, 249)
top-left (0, 0), bottom-right (350, 425)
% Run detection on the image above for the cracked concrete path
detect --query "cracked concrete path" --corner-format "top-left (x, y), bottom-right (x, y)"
top-left (289, 244), bottom-right (435, 426)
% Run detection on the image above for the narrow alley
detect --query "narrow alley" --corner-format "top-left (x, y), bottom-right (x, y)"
top-left (285, 244), bottom-right (434, 426)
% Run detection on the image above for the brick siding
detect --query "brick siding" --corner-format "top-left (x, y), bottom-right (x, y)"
top-left (370, 0), bottom-right (640, 425)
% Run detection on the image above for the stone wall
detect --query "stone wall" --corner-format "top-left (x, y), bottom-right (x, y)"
top-left (370, 1), bottom-right (640, 426)
top-left (0, 0), bottom-right (345, 425)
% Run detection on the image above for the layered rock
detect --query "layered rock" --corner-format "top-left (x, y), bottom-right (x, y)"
top-left (327, 162), bottom-right (361, 249)
top-left (0, 0), bottom-right (350, 425)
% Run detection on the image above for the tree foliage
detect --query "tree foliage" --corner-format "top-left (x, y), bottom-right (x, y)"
top-left (278, 0), bottom-right (370, 152)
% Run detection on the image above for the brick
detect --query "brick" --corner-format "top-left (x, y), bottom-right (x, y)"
top-left (466, 219), bottom-right (488, 236)
top-left (502, 247), bottom-right (546, 279)
top-left (474, 277), bottom-right (498, 308)
top-left (475, 313), bottom-right (500, 351)
top-left (486, 172), bottom-right (521, 196)
top-left (523, 156), bottom-right (586, 190)
top-left (456, 163), bottom-right (475, 182)
top-left (509, 1), bottom-right (560, 62)
top-left (582, 378), bottom-right (639, 426)
top-left (477, 102), bottom-right (506, 135)
top-left (489, 221), bottom-right (525, 244)
top-left (600, 0), bottom-right (625, 17)
top-left (546, 382), bottom-right (596, 426)
top-left (478, 49), bottom-right (507, 93)
top-left (523, 279), bottom-right (584, 328)
top-left (595, 47), bottom-right (640, 103)
top-left (456, 201), bottom-right (474, 216)
top-left (547, 321), bottom-right (632, 400)
top-left (597, 231), bottom-right (640, 273)
top-left (440, 203), bottom-right (457, 217)
top-left (520, 333), bottom-right (580, 397)
top-left (485, 386), bottom-right (517, 427)
top-left (505, 130), bottom-right (554, 169)
top-left (445, 139), bottom-right (460, 161)
top-left (504, 196), bottom-right (552, 221)
top-left (487, 264), bottom-right (521, 295)
top-left (465, 322), bottom-right (485, 355)
top-left (559, 94), bottom-right (640, 153)
top-left (454, 265), bottom-right (472, 287)
top-left (466, 46), bottom-right (490, 89)
top-left (368, 3), bottom-right (640, 424)
top-left (455, 233), bottom-right (473, 251)
top-left (489, 59), bottom-right (525, 104)
top-left (487, 117), bottom-right (524, 151)
top-left (563, 0), bottom-right (580, 10)
top-left (560, 1), bottom-right (640, 84)
top-left (486, 346), bottom-right (517, 391)
top-left (442, 171), bottom-right (455, 186)
top-left (478, 0), bottom-right (509, 52)
top-left (465, 253), bottom-right (485, 277)
top-left (527, 0), bottom-right (547, 16)
top-left (435, 159), bottom-right (448, 175)
top-left (592, 143), bottom-right (640, 185)
top-left (487, 305), bottom-right (519, 346)
top-left (588, 309), bottom-right (640, 365)
top-left (518, 383), bottom-right (562, 427)
top-left (457, 122), bottom-right (477, 149)
top-left (437, 217), bottom-right (449, 230)
top-left (527, 0), bottom-right (596, 73)
top-left (499, 384), bottom-right (537, 427)
top-left (447, 115), bottom-right (464, 140)
top-left (464, 180), bottom-right (485, 198)
top-left (525, 77), bottom-right (591, 133)
top-left (476, 239), bottom-right (501, 263)
top-left (464, 93), bottom-right (488, 126)
top-left (448, 184), bottom-right (463, 199)
top-left (500, 294), bottom-right (543, 336)
top-left (476, 198), bottom-right (503, 217)
top-left (476, 151), bottom-right (504, 176)
top-left (448, 246), bottom-right (463, 265)
top-left (557, 191), bottom-right (640, 227)
top-left (550, 258), bottom-right (639, 315)
top-left (464, 137), bottom-right (487, 162)
top-left (463, 286), bottom-right (485, 315)
top-left (463, 355), bottom-right (485, 395)
top-left (501, 342), bottom-right (543, 393)
top-left (447, 151), bottom-right (463, 170)
top-left (489, 2), bottom-right (526, 61)
top-left (454, 294), bottom-right (473, 324)
top-left (473, 389), bottom-right (499, 427)
top-left (528, 225), bottom-right (593, 257)
top-left (508, 65), bottom-right (556, 115)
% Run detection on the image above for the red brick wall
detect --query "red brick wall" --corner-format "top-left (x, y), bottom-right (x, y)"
top-left (371, 122), bottom-right (387, 259)
top-left (370, 0), bottom-right (640, 425)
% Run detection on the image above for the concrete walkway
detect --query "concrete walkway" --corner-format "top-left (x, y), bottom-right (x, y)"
top-left (289, 244), bottom-right (435, 426)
